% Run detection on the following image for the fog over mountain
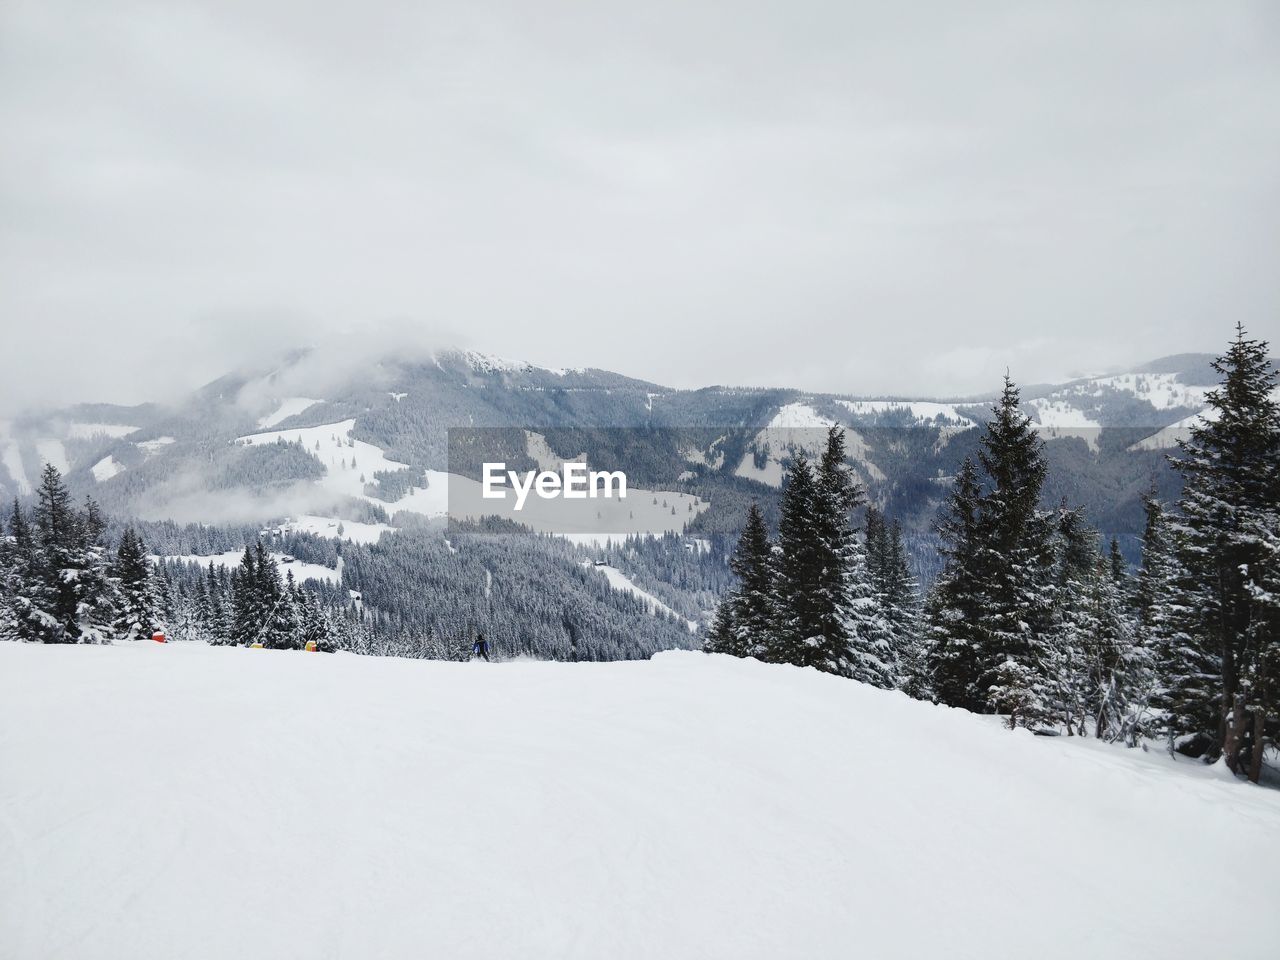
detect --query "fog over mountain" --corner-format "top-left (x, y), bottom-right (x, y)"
top-left (3, 1), bottom-right (1278, 410)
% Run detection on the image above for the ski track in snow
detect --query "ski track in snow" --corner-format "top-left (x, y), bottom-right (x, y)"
top-left (585, 562), bottom-right (697, 631)
top-left (1, 439), bottom-right (30, 495)
top-left (257, 397), bottom-right (322, 429)
top-left (1, 644), bottom-right (1276, 960)
top-left (33, 439), bottom-right (68, 476)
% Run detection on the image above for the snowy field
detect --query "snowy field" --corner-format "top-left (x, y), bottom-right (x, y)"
top-left (1, 643), bottom-right (1277, 960)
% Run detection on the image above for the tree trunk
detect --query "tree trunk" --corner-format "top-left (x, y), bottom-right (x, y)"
top-left (1248, 708), bottom-right (1266, 784)
top-left (1222, 693), bottom-right (1250, 775)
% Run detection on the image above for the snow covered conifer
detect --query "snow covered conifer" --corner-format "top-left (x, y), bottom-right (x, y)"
top-left (927, 377), bottom-right (1055, 722)
top-left (1, 499), bottom-right (37, 641)
top-left (771, 452), bottom-right (824, 667)
top-left (232, 546), bottom-right (259, 644)
top-left (727, 502), bottom-right (775, 659)
top-left (806, 426), bottom-right (893, 684)
top-left (113, 528), bottom-right (158, 641)
top-left (974, 377), bottom-right (1056, 708)
top-left (1167, 324), bottom-right (1280, 774)
top-left (702, 600), bottom-right (736, 654)
top-left (867, 509), bottom-right (921, 691)
top-left (924, 457), bottom-right (986, 710)
top-left (26, 468), bottom-right (118, 643)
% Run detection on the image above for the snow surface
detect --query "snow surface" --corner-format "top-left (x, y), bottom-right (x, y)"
top-left (33, 439), bottom-right (68, 475)
top-left (838, 399), bottom-right (976, 429)
top-left (136, 436), bottom-right (175, 455)
top-left (1129, 410), bottom-right (1212, 451)
top-left (584, 562), bottom-right (698, 631)
top-left (736, 403), bottom-right (883, 486)
top-left (153, 551), bottom-right (341, 585)
top-left (1060, 372), bottom-right (1209, 411)
top-left (767, 401), bottom-right (834, 430)
top-left (280, 514), bottom-right (394, 546)
top-left (1127, 388), bottom-right (1279, 451)
top-left (257, 397), bottom-right (322, 429)
top-left (458, 350), bottom-right (576, 378)
top-left (1028, 398), bottom-right (1101, 451)
top-left (67, 422), bottom-right (139, 440)
top-left (90, 455), bottom-right (124, 482)
top-left (2, 643), bottom-right (1276, 960)
top-left (1, 438), bottom-right (30, 495)
top-left (238, 419), bottom-right (420, 502)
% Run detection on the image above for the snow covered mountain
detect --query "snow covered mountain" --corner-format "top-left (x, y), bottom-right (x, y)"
top-left (0, 346), bottom-right (1247, 633)
top-left (0, 347), bottom-right (1227, 511)
top-left (3, 640), bottom-right (1275, 960)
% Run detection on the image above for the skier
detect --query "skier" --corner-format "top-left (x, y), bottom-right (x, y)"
top-left (471, 632), bottom-right (491, 662)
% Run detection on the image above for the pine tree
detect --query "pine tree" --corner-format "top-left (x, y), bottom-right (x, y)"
top-left (113, 528), bottom-right (158, 640)
top-left (1168, 324), bottom-right (1280, 776)
top-left (866, 509), bottom-right (921, 691)
top-left (297, 584), bottom-right (332, 651)
top-left (1046, 505), bottom-right (1100, 733)
top-left (254, 543), bottom-right (292, 649)
top-left (232, 546), bottom-right (259, 644)
top-left (772, 453), bottom-right (825, 668)
top-left (207, 566), bottom-right (234, 645)
top-left (1, 499), bottom-right (37, 641)
top-left (819, 428), bottom-right (897, 684)
top-left (924, 457), bottom-right (986, 710)
top-left (885, 523), bottom-right (922, 663)
top-left (702, 601), bottom-right (735, 654)
top-left (1240, 500), bottom-right (1280, 781)
top-left (1084, 550), bottom-right (1139, 743)
top-left (726, 503), bottom-right (774, 658)
top-left (26, 467), bottom-right (118, 643)
top-left (269, 571), bottom-right (301, 649)
top-left (974, 377), bottom-right (1056, 722)
top-left (1137, 493), bottom-right (1201, 751)
top-left (926, 377), bottom-right (1056, 725)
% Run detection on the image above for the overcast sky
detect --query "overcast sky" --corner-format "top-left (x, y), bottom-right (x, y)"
top-left (2, 1), bottom-right (1277, 411)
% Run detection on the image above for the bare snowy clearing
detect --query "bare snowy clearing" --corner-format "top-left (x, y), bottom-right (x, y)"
top-left (151, 550), bottom-right (341, 585)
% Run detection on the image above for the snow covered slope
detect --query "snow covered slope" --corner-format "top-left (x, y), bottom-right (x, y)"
top-left (735, 403), bottom-right (883, 486)
top-left (256, 396), bottom-right (321, 429)
top-left (153, 550), bottom-right (342, 585)
top-left (90, 455), bottom-right (125, 482)
top-left (584, 562), bottom-right (698, 631)
top-left (2, 643), bottom-right (1275, 960)
top-left (235, 418), bottom-right (450, 519)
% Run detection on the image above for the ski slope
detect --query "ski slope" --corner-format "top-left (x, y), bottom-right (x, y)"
top-left (90, 455), bottom-right (125, 482)
top-left (584, 562), bottom-right (698, 631)
top-left (257, 397), bottom-right (322, 429)
top-left (1, 643), bottom-right (1276, 960)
